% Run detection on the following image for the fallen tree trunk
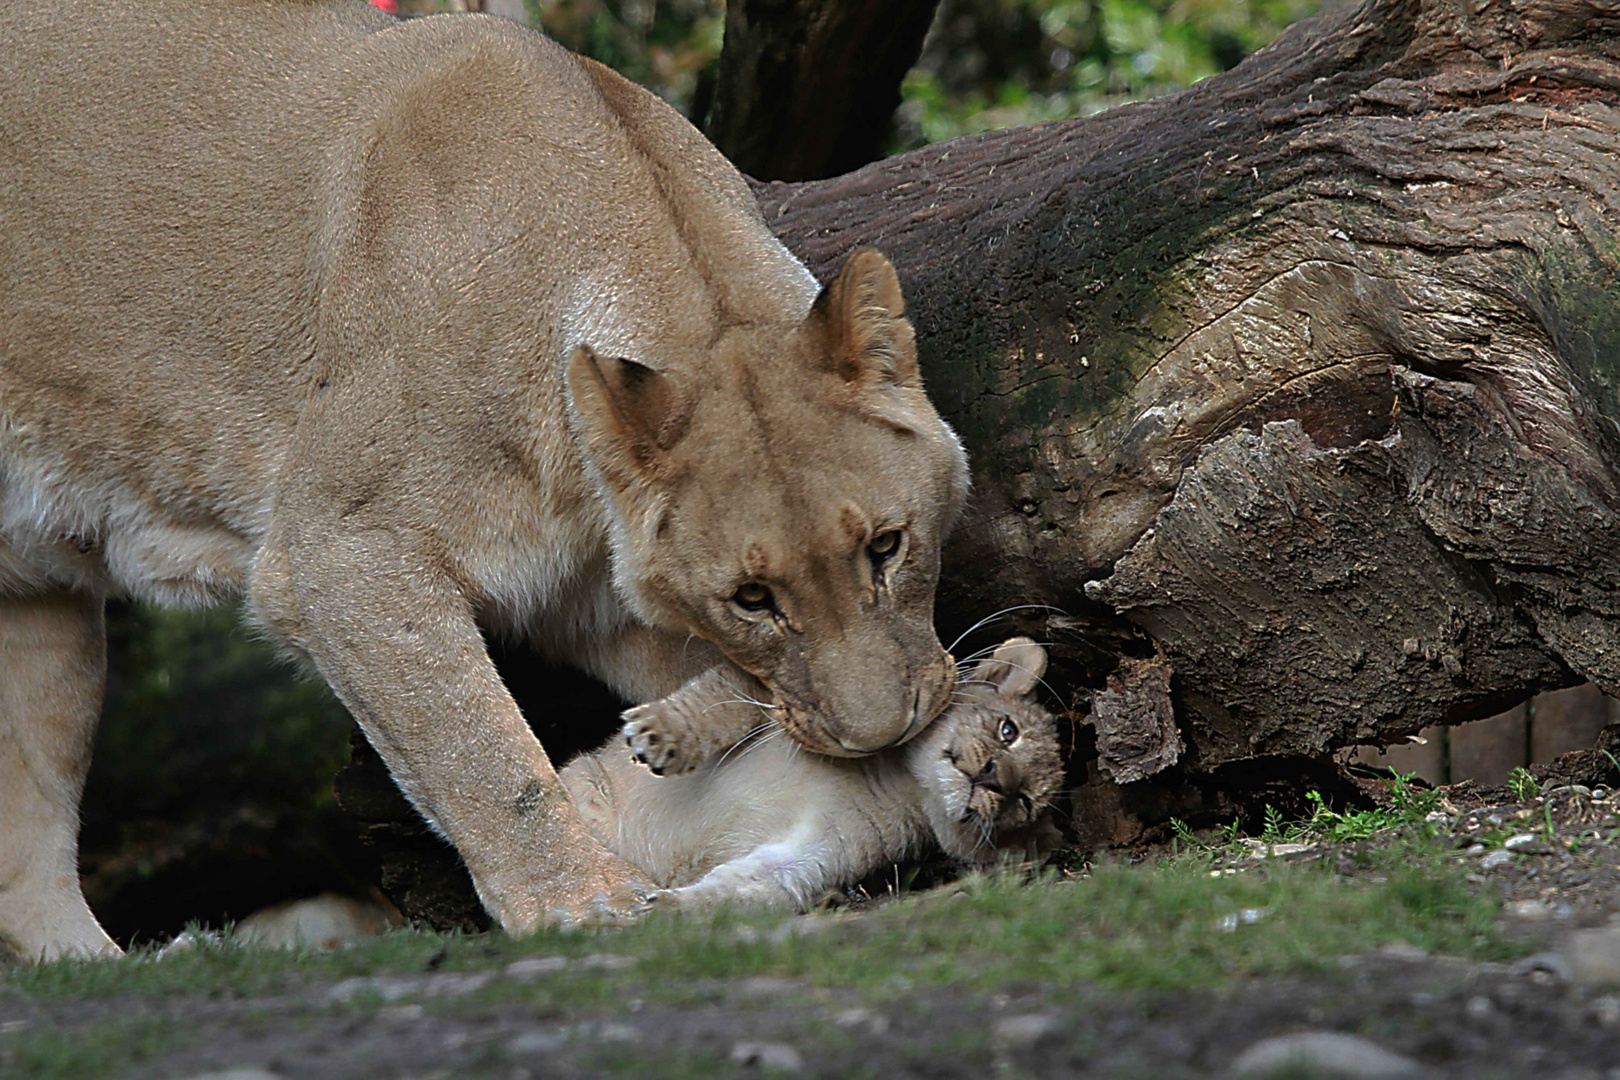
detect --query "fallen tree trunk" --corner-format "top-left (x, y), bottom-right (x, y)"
top-left (753, 0), bottom-right (1620, 842)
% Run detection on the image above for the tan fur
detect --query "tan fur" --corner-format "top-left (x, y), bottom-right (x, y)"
top-left (560, 640), bottom-right (1063, 912)
top-left (0, 0), bottom-right (968, 958)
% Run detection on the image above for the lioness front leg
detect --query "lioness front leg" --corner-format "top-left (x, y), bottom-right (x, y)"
top-left (621, 666), bottom-right (776, 775)
top-left (252, 532), bottom-right (651, 932)
top-left (0, 591), bottom-right (121, 962)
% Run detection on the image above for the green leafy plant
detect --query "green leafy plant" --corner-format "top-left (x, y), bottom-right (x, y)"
top-left (1508, 767), bottom-right (1540, 803)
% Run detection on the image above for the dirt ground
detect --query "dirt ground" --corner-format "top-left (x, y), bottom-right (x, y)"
top-left (10, 761), bottom-right (1620, 1079)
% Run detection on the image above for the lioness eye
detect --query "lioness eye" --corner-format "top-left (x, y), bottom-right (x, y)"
top-left (998, 718), bottom-right (1019, 745)
top-left (869, 530), bottom-right (901, 559)
top-left (733, 582), bottom-right (775, 613)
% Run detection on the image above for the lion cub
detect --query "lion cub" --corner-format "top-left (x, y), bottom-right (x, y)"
top-left (559, 640), bottom-right (1064, 912)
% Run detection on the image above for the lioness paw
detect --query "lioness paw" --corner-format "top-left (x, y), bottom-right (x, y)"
top-left (622, 704), bottom-right (696, 776)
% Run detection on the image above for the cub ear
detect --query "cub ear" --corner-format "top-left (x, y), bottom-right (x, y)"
top-left (970, 637), bottom-right (1048, 700)
top-left (566, 345), bottom-right (691, 485)
top-left (808, 247), bottom-right (919, 389)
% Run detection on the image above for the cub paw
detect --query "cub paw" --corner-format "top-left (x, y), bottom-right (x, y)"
top-left (622, 703), bottom-right (696, 776)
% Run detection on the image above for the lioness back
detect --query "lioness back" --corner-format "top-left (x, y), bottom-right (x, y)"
top-left (0, 0), bottom-right (814, 606)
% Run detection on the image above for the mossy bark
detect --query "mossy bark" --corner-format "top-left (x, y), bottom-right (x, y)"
top-left (754, 0), bottom-right (1620, 843)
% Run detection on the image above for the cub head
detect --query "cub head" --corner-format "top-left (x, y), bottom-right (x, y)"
top-left (567, 248), bottom-right (969, 756)
top-left (908, 638), bottom-right (1065, 863)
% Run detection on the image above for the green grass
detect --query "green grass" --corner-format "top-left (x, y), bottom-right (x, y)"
top-left (1, 792), bottom-right (1528, 1079)
top-left (0, 1018), bottom-right (183, 1080)
top-left (4, 853), bottom-right (1516, 1010)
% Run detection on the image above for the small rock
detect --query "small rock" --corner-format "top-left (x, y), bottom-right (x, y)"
top-left (174, 1072), bottom-right (287, 1080)
top-left (507, 1021), bottom-right (639, 1056)
top-left (731, 1041), bottom-right (804, 1072)
top-left (1481, 850), bottom-right (1513, 870)
top-left (1465, 996), bottom-right (1493, 1020)
top-left (235, 894), bottom-right (397, 950)
top-left (422, 972), bottom-right (493, 997)
top-left (1502, 834), bottom-right (1553, 855)
top-left (1374, 942), bottom-right (1428, 962)
top-left (831, 1007), bottom-right (889, 1034)
top-left (326, 976), bottom-right (422, 1003)
top-left (1504, 900), bottom-right (1554, 920)
top-left (506, 956), bottom-right (568, 981)
top-left (993, 1013), bottom-right (1064, 1050)
top-left (1514, 952), bottom-right (1572, 983)
top-left (1590, 997), bottom-right (1620, 1029)
top-left (1228, 1031), bottom-right (1428, 1079)
top-left (508, 1029), bottom-right (566, 1055)
top-left (736, 976), bottom-right (802, 998)
top-left (1564, 929), bottom-right (1620, 989)
top-left (575, 952), bottom-right (634, 971)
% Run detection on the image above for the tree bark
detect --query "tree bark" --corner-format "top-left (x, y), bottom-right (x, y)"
top-left (704, 0), bottom-right (940, 180)
top-left (754, 0), bottom-right (1620, 840)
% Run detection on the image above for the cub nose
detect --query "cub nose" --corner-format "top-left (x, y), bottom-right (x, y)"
top-left (970, 758), bottom-right (1002, 794)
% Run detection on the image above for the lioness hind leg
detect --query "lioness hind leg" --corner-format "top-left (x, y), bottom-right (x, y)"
top-left (0, 591), bottom-right (120, 962)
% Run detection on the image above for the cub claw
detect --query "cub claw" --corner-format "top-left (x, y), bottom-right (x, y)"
top-left (622, 703), bottom-right (695, 776)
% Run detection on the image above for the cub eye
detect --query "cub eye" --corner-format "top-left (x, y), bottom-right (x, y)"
top-left (732, 582), bottom-right (775, 613)
top-left (998, 718), bottom-right (1019, 745)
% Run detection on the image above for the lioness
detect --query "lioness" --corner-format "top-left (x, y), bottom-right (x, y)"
top-left (0, 0), bottom-right (968, 961)
top-left (561, 639), bottom-right (1063, 912)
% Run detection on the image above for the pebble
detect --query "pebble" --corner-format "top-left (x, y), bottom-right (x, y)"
top-left (506, 957), bottom-right (568, 981)
top-left (1591, 997), bottom-right (1620, 1029)
top-left (1514, 953), bottom-right (1572, 983)
top-left (736, 976), bottom-right (803, 998)
top-left (324, 972), bottom-right (492, 1003)
top-left (831, 1007), bottom-right (890, 1034)
top-left (507, 1021), bottom-right (639, 1056)
top-left (1481, 850), bottom-right (1513, 870)
top-left (575, 952), bottom-right (635, 971)
top-left (1502, 834), bottom-right (1539, 851)
top-left (1563, 928), bottom-right (1620, 989)
top-left (1503, 899), bottom-right (1555, 920)
top-left (504, 953), bottom-right (632, 982)
top-left (730, 1041), bottom-right (804, 1072)
top-left (1228, 1032), bottom-right (1428, 1079)
top-left (992, 1012), bottom-right (1064, 1050)
top-left (1465, 996), bottom-right (1493, 1020)
top-left (1374, 942), bottom-right (1428, 963)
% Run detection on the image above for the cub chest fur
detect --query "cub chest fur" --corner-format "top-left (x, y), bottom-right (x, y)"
top-left (559, 639), bottom-right (1062, 912)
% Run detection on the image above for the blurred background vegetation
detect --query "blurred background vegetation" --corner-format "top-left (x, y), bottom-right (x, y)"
top-left (401, 0), bottom-right (1321, 149)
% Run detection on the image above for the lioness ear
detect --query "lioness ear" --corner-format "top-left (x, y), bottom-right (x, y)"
top-left (566, 345), bottom-right (690, 484)
top-left (971, 637), bottom-right (1048, 700)
top-left (809, 247), bottom-right (919, 389)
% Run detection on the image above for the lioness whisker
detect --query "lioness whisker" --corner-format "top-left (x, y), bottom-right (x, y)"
top-left (715, 722), bottom-right (779, 769)
top-left (701, 698), bottom-right (775, 715)
top-left (984, 660), bottom-right (1063, 704)
top-left (945, 605), bottom-right (1065, 655)
top-left (952, 640), bottom-right (1058, 671)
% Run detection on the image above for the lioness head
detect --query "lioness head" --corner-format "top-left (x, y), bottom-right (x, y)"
top-left (909, 638), bottom-right (1064, 863)
top-left (567, 248), bottom-right (968, 755)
